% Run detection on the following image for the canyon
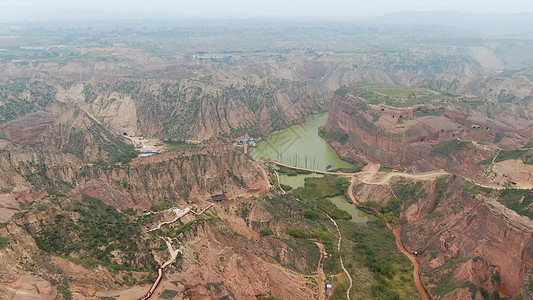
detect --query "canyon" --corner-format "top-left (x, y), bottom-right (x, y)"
top-left (1, 20), bottom-right (533, 300)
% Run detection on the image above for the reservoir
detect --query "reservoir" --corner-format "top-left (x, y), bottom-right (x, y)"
top-left (327, 195), bottom-right (375, 224)
top-left (278, 172), bottom-right (374, 225)
top-left (251, 112), bottom-right (353, 171)
top-left (259, 112), bottom-right (373, 224)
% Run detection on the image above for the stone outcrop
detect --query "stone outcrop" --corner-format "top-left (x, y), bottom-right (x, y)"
top-left (324, 91), bottom-right (532, 174)
top-left (354, 176), bottom-right (533, 299)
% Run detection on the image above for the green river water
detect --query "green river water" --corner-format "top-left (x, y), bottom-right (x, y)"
top-left (253, 112), bottom-right (373, 224)
top-left (250, 112), bottom-right (353, 171)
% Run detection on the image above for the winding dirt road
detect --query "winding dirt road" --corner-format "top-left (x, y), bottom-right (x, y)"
top-left (360, 170), bottom-right (449, 185)
top-left (325, 214), bottom-right (353, 300)
top-left (315, 242), bottom-right (327, 300)
top-left (270, 160), bottom-right (441, 299)
top-left (393, 226), bottom-right (430, 300)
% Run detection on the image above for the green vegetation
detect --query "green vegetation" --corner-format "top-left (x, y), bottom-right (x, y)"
top-left (318, 127), bottom-right (348, 144)
top-left (347, 221), bottom-right (418, 299)
top-left (329, 163), bottom-right (364, 173)
top-left (498, 189), bottom-right (533, 219)
top-left (276, 165), bottom-right (311, 175)
top-left (463, 181), bottom-right (493, 196)
top-left (494, 149), bottom-right (533, 164)
top-left (62, 123), bottom-right (135, 162)
top-left (0, 236), bottom-right (9, 249)
top-left (159, 212), bottom-right (218, 237)
top-left (280, 184), bottom-right (293, 191)
top-left (287, 227), bottom-right (309, 239)
top-left (227, 169), bottom-right (247, 187)
top-left (310, 227), bottom-right (334, 242)
top-left (150, 201), bottom-right (176, 212)
top-left (164, 140), bottom-right (198, 152)
top-left (261, 171), bottom-right (416, 298)
top-left (427, 258), bottom-right (478, 297)
top-left (432, 139), bottom-right (470, 157)
top-left (330, 279), bottom-right (348, 300)
top-left (433, 177), bottom-right (450, 208)
top-left (33, 195), bottom-right (157, 271)
top-left (57, 285), bottom-right (72, 300)
top-left (361, 198), bottom-right (402, 225)
top-left (414, 109), bottom-right (443, 117)
top-left (336, 83), bottom-right (469, 108)
top-left (493, 133), bottom-right (505, 144)
top-left (292, 176), bottom-right (352, 220)
top-left (302, 208), bottom-right (317, 219)
top-left (430, 249), bottom-right (440, 260)
top-left (497, 89), bottom-right (518, 103)
top-left (257, 296), bottom-right (281, 300)
top-left (110, 144), bottom-right (140, 164)
top-left (159, 289), bottom-right (179, 299)
top-left (360, 180), bottom-right (425, 225)
top-left (379, 166), bottom-right (395, 172)
top-left (0, 79), bottom-right (56, 125)
top-left (260, 229), bottom-right (274, 237)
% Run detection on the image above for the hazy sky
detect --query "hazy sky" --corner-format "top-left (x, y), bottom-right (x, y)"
top-left (2, 0), bottom-right (533, 21)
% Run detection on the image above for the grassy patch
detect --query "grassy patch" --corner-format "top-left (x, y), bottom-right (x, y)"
top-left (57, 285), bottom-right (72, 300)
top-left (379, 167), bottom-right (395, 173)
top-left (346, 220), bottom-right (419, 299)
top-left (319, 127), bottom-right (348, 144)
top-left (110, 144), bottom-right (139, 164)
top-left (159, 289), bottom-right (178, 299)
top-left (336, 83), bottom-right (467, 108)
top-left (432, 140), bottom-right (470, 157)
top-left (287, 227), bottom-right (309, 239)
top-left (292, 176), bottom-right (352, 220)
top-left (260, 229), bottom-right (274, 237)
top-left (32, 195), bottom-right (157, 271)
top-left (463, 181), bottom-right (493, 196)
top-left (498, 189), bottom-right (533, 219)
top-left (0, 236), bottom-right (9, 249)
top-left (495, 149), bottom-right (533, 164)
top-left (164, 140), bottom-right (198, 152)
top-left (493, 133), bottom-right (505, 144)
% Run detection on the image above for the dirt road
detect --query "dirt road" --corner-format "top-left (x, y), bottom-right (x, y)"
top-left (393, 226), bottom-right (430, 300)
top-left (325, 214), bottom-right (352, 300)
top-left (315, 242), bottom-right (327, 300)
top-left (360, 169), bottom-right (450, 185)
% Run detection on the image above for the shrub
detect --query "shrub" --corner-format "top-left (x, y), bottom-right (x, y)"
top-left (302, 209), bottom-right (316, 219)
top-left (280, 184), bottom-right (293, 191)
top-left (260, 229), bottom-right (274, 237)
top-left (311, 228), bottom-right (333, 242)
top-left (288, 228), bottom-right (309, 239)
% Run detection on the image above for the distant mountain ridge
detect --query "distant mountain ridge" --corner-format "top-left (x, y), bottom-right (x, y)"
top-left (371, 11), bottom-right (533, 37)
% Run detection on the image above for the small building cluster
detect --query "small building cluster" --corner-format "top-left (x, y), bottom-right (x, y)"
top-left (238, 138), bottom-right (257, 147)
top-left (122, 133), bottom-right (161, 156)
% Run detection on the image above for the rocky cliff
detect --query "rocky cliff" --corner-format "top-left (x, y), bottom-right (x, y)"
top-left (324, 84), bottom-right (533, 175)
top-left (354, 176), bottom-right (533, 299)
